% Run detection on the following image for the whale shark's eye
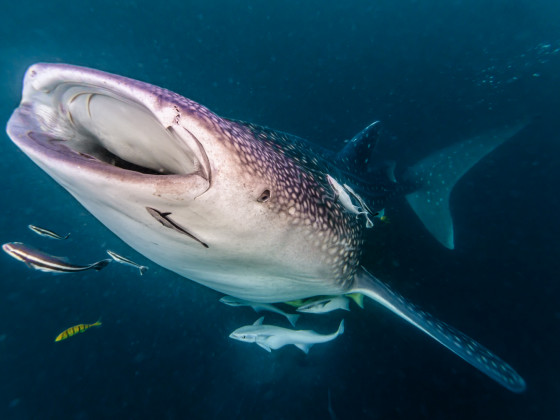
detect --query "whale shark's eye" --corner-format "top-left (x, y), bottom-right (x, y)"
top-left (257, 189), bottom-right (271, 203)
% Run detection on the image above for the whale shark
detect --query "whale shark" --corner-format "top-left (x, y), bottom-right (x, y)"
top-left (6, 63), bottom-right (526, 392)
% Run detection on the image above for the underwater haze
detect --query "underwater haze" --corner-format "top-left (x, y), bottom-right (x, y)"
top-left (1, 0), bottom-right (559, 419)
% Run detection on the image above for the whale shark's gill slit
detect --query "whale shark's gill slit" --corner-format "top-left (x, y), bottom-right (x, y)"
top-left (146, 207), bottom-right (209, 248)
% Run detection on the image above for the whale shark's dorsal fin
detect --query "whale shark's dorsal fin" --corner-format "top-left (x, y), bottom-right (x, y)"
top-left (404, 123), bottom-right (527, 249)
top-left (253, 317), bottom-right (265, 326)
top-left (336, 121), bottom-right (381, 176)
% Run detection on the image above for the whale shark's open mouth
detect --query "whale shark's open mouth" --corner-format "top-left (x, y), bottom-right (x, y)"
top-left (7, 64), bottom-right (211, 183)
top-left (57, 91), bottom-right (207, 177)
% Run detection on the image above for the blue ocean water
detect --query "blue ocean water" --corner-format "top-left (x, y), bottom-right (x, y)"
top-left (1, 0), bottom-right (559, 418)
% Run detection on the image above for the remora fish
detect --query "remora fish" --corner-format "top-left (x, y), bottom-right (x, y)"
top-left (327, 174), bottom-right (374, 228)
top-left (28, 224), bottom-right (70, 240)
top-left (229, 317), bottom-right (345, 354)
top-left (296, 295), bottom-right (350, 313)
top-left (54, 319), bottom-right (102, 342)
top-left (2, 242), bottom-right (110, 273)
top-left (107, 249), bottom-right (148, 275)
top-left (220, 296), bottom-right (299, 327)
top-left (6, 63), bottom-right (527, 392)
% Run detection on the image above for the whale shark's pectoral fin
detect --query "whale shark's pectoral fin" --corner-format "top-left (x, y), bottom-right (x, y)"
top-left (351, 267), bottom-right (526, 393)
top-left (295, 343), bottom-right (312, 354)
top-left (257, 342), bottom-right (272, 352)
top-left (404, 122), bottom-right (527, 249)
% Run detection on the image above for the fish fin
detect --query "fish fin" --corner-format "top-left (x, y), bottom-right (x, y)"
top-left (404, 122), bottom-right (526, 249)
top-left (93, 317), bottom-right (102, 327)
top-left (351, 267), bottom-right (526, 393)
top-left (286, 313), bottom-right (300, 327)
top-left (161, 212), bottom-right (172, 217)
top-left (253, 317), bottom-right (265, 326)
top-left (366, 160), bottom-right (397, 184)
top-left (139, 266), bottom-right (148, 275)
top-left (295, 343), bottom-right (312, 354)
top-left (336, 319), bottom-right (345, 336)
top-left (91, 259), bottom-right (111, 271)
top-left (336, 121), bottom-right (381, 176)
top-left (346, 293), bottom-right (364, 309)
top-left (257, 342), bottom-right (272, 352)
top-left (63, 233), bottom-right (71, 240)
top-left (384, 160), bottom-right (396, 183)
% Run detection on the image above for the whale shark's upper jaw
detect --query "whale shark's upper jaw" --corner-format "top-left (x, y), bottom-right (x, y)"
top-left (7, 63), bottom-right (215, 191)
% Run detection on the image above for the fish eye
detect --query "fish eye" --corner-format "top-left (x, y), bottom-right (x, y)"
top-left (257, 189), bottom-right (271, 203)
top-left (242, 335), bottom-right (246, 339)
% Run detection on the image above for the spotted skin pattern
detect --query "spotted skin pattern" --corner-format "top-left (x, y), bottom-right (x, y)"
top-left (217, 121), bottom-right (365, 290)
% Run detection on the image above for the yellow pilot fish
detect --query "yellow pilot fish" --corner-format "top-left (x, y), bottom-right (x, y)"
top-left (54, 319), bottom-right (102, 342)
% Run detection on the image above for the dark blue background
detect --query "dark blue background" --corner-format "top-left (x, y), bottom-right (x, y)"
top-left (1, 1), bottom-right (559, 418)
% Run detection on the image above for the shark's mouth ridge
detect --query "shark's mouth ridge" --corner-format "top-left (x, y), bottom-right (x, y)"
top-left (10, 76), bottom-right (211, 181)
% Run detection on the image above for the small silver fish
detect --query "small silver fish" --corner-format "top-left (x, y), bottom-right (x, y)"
top-left (28, 224), bottom-right (70, 240)
top-left (220, 296), bottom-right (300, 327)
top-left (296, 295), bottom-right (350, 314)
top-left (106, 250), bottom-right (148, 275)
top-left (2, 242), bottom-right (110, 273)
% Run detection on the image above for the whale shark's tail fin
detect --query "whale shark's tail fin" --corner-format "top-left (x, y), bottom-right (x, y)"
top-left (351, 267), bottom-right (526, 393)
top-left (404, 123), bottom-right (527, 249)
